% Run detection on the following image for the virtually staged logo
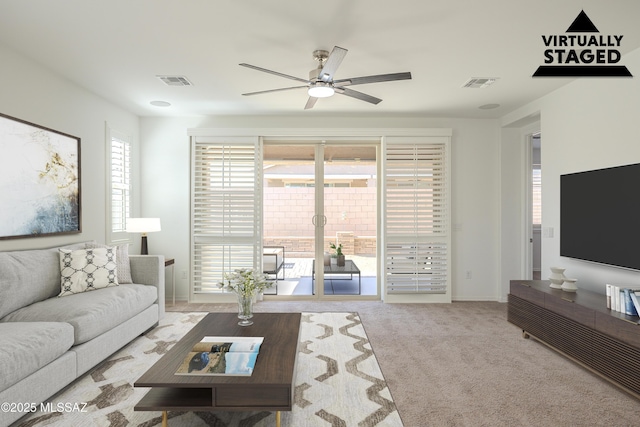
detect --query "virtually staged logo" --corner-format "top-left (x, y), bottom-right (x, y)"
top-left (533, 10), bottom-right (632, 77)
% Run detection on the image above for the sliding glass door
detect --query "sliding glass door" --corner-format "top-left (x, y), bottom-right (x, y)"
top-left (321, 144), bottom-right (377, 296)
top-left (262, 141), bottom-right (378, 298)
top-left (262, 144), bottom-right (317, 295)
top-left (189, 130), bottom-right (450, 303)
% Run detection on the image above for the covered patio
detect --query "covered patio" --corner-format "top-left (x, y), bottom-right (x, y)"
top-left (263, 254), bottom-right (377, 296)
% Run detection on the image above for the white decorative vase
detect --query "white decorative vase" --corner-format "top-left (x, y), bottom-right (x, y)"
top-left (549, 267), bottom-right (566, 289)
top-left (561, 278), bottom-right (578, 293)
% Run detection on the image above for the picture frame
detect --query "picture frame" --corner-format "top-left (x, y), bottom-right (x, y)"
top-left (0, 112), bottom-right (81, 240)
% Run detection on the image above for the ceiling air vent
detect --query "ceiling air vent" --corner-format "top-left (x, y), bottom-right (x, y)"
top-left (462, 78), bottom-right (498, 89)
top-left (157, 75), bottom-right (193, 86)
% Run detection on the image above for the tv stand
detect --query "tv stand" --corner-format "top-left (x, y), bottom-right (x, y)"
top-left (508, 280), bottom-right (640, 399)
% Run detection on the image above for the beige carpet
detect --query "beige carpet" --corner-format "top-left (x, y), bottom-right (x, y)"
top-left (15, 311), bottom-right (402, 427)
top-left (169, 300), bottom-right (640, 427)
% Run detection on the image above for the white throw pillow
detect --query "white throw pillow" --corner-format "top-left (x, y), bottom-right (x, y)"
top-left (85, 242), bottom-right (133, 284)
top-left (59, 247), bottom-right (119, 297)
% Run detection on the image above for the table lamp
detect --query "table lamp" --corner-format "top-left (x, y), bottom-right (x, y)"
top-left (126, 218), bottom-right (161, 255)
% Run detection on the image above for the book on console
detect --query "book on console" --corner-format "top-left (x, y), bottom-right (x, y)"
top-left (622, 288), bottom-right (638, 316)
top-left (628, 290), bottom-right (640, 318)
top-left (175, 336), bottom-right (264, 376)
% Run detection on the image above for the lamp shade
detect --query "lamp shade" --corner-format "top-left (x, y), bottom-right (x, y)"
top-left (126, 218), bottom-right (161, 234)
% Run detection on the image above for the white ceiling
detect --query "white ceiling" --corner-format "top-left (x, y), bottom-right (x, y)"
top-left (1, 0), bottom-right (639, 118)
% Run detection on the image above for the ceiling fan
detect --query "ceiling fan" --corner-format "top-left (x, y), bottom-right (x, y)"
top-left (240, 46), bottom-right (412, 110)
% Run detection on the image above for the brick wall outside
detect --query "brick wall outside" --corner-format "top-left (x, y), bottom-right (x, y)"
top-left (263, 187), bottom-right (377, 255)
top-left (262, 236), bottom-right (377, 256)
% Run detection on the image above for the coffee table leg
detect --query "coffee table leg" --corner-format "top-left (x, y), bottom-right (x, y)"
top-left (276, 410), bottom-right (281, 427)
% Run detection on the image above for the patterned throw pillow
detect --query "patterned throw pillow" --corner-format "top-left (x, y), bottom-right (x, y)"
top-left (58, 247), bottom-right (119, 297)
top-left (85, 243), bottom-right (133, 284)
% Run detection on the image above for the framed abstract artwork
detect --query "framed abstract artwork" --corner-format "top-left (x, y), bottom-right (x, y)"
top-left (0, 113), bottom-right (81, 239)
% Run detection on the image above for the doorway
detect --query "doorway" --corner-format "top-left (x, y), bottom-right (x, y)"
top-left (262, 141), bottom-right (378, 298)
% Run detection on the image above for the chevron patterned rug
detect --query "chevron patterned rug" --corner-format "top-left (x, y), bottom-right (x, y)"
top-left (16, 312), bottom-right (403, 427)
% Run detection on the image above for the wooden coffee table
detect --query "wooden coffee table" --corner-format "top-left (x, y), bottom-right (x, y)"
top-left (134, 312), bottom-right (301, 427)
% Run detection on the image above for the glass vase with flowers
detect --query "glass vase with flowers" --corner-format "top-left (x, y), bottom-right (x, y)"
top-left (217, 268), bottom-right (272, 326)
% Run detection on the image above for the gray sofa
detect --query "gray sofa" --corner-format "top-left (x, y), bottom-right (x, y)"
top-left (0, 242), bottom-right (164, 427)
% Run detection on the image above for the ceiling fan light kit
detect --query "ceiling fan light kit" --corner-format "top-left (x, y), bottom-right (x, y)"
top-left (308, 82), bottom-right (335, 98)
top-left (240, 46), bottom-right (412, 109)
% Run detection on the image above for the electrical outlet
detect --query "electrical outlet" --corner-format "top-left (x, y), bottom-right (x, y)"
top-left (181, 270), bottom-right (188, 279)
top-left (466, 270), bottom-right (472, 279)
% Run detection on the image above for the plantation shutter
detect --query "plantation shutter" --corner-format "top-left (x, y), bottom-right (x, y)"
top-left (532, 166), bottom-right (542, 225)
top-left (383, 136), bottom-right (450, 298)
top-left (107, 128), bottom-right (132, 244)
top-left (111, 137), bottom-right (130, 233)
top-left (191, 137), bottom-right (262, 296)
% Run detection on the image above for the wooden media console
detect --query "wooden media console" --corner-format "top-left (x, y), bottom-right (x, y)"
top-left (508, 280), bottom-right (640, 398)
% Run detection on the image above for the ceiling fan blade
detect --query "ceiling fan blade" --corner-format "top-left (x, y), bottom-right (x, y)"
top-left (335, 87), bottom-right (382, 105)
top-left (333, 72), bottom-right (412, 86)
top-left (239, 63), bottom-right (309, 84)
top-left (242, 85), bottom-right (308, 96)
top-left (304, 97), bottom-right (318, 110)
top-left (319, 46), bottom-right (348, 82)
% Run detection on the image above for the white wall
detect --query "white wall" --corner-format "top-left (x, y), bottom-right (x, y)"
top-left (0, 43), bottom-right (140, 252)
top-left (501, 48), bottom-right (640, 295)
top-left (140, 116), bottom-right (502, 302)
top-left (499, 127), bottom-right (527, 300)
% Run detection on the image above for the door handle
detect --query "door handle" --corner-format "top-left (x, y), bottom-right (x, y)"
top-left (312, 215), bottom-right (327, 227)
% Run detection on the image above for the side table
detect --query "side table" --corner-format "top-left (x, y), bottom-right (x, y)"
top-left (164, 258), bottom-right (175, 306)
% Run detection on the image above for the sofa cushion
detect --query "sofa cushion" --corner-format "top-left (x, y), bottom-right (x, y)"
top-left (0, 322), bottom-right (75, 391)
top-left (58, 247), bottom-right (119, 297)
top-left (1, 284), bottom-right (157, 345)
top-left (0, 248), bottom-right (61, 319)
top-left (0, 241), bottom-right (99, 319)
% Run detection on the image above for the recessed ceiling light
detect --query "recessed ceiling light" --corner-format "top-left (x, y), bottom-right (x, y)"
top-left (150, 100), bottom-right (171, 107)
top-left (479, 103), bottom-right (500, 110)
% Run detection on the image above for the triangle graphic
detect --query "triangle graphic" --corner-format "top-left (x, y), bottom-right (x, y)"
top-left (566, 10), bottom-right (599, 33)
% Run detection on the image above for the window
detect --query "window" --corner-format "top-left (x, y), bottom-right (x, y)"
top-left (532, 166), bottom-right (542, 225)
top-left (383, 137), bottom-right (451, 299)
top-left (107, 127), bottom-right (132, 243)
top-left (190, 137), bottom-right (262, 298)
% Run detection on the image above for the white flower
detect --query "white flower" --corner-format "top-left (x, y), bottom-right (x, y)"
top-left (217, 268), bottom-right (272, 297)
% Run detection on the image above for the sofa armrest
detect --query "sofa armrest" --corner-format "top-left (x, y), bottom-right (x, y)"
top-left (129, 255), bottom-right (165, 319)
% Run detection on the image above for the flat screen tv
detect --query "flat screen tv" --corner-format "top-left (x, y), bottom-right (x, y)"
top-left (560, 163), bottom-right (640, 271)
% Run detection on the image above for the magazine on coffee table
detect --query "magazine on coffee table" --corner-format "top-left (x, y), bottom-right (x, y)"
top-left (175, 336), bottom-right (264, 376)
